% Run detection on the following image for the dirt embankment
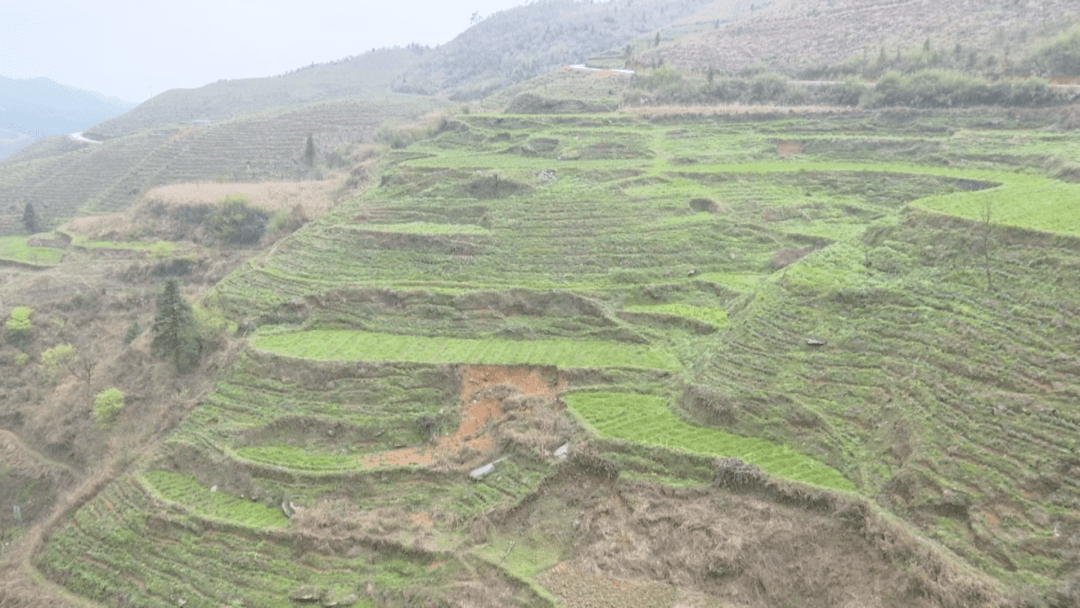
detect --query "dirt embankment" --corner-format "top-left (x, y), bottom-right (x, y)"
top-left (509, 461), bottom-right (1017, 608)
top-left (360, 365), bottom-right (568, 468)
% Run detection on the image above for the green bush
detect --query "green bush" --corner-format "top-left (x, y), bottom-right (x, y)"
top-left (208, 195), bottom-right (270, 245)
top-left (867, 70), bottom-right (1055, 108)
top-left (15, 353), bottom-right (29, 367)
top-left (193, 304), bottom-right (228, 354)
top-left (123, 321), bottom-right (143, 345)
top-left (93, 388), bottom-right (126, 428)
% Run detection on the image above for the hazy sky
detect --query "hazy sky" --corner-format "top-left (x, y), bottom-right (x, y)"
top-left (2, 0), bottom-right (527, 103)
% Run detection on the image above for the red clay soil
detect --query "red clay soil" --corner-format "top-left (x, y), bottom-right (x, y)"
top-left (360, 365), bottom-right (567, 468)
top-left (776, 141), bottom-right (804, 158)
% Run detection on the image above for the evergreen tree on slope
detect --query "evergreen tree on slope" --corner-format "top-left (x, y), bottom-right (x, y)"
top-left (151, 278), bottom-right (200, 373)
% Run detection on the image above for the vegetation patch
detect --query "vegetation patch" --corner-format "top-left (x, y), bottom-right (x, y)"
top-left (623, 302), bottom-right (728, 328)
top-left (0, 235), bottom-right (64, 265)
top-left (143, 469), bottom-right (290, 528)
top-left (565, 392), bottom-right (854, 491)
top-left (255, 330), bottom-right (680, 370)
top-left (353, 222), bottom-right (491, 235)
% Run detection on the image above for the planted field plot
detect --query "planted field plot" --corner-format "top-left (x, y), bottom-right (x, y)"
top-left (700, 221), bottom-right (1080, 588)
top-left (39, 475), bottom-right (538, 608)
top-left (256, 330), bottom-right (681, 370)
top-left (565, 392), bottom-right (854, 491)
top-left (143, 470), bottom-right (289, 528)
top-left (169, 353), bottom-right (458, 465)
top-left (0, 235), bottom-right (64, 266)
top-left (623, 302), bottom-right (728, 328)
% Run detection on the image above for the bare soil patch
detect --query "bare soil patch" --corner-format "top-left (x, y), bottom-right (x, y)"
top-left (776, 140), bottom-right (804, 158)
top-left (357, 365), bottom-right (568, 469)
top-left (521, 474), bottom-right (1011, 608)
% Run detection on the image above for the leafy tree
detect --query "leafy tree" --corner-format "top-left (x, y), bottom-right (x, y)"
top-left (151, 279), bottom-right (200, 373)
top-left (41, 343), bottom-right (95, 385)
top-left (22, 202), bottom-right (42, 234)
top-left (93, 388), bottom-right (125, 428)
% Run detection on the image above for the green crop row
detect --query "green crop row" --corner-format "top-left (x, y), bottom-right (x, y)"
top-left (624, 302), bottom-right (729, 328)
top-left (564, 392), bottom-right (855, 491)
top-left (255, 330), bottom-right (681, 370)
top-left (352, 222), bottom-right (491, 235)
top-left (142, 470), bottom-right (290, 529)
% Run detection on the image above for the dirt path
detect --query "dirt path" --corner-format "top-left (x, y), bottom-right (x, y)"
top-left (359, 365), bottom-right (567, 468)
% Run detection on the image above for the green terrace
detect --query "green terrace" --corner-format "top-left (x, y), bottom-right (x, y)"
top-left (566, 392), bottom-right (855, 491)
top-left (254, 330), bottom-right (681, 370)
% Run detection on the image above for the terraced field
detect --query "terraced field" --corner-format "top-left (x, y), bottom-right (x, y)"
top-left (34, 105), bottom-right (1080, 606)
top-left (255, 330), bottom-right (680, 370)
top-left (565, 392), bottom-right (853, 490)
top-left (0, 235), bottom-right (65, 266)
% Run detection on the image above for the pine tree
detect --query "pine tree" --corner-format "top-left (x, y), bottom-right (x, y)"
top-left (151, 279), bottom-right (200, 373)
top-left (22, 202), bottom-right (42, 234)
top-left (303, 133), bottom-right (316, 167)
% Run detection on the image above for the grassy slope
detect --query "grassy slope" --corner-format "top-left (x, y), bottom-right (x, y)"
top-left (0, 95), bottom-right (443, 236)
top-left (91, 48), bottom-right (425, 137)
top-left (36, 103), bottom-right (1080, 606)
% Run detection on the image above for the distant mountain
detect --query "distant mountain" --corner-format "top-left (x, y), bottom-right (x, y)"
top-left (0, 76), bottom-right (134, 159)
top-left (394, 0), bottom-right (750, 99)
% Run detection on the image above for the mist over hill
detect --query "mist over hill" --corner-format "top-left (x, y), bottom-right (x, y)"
top-left (0, 76), bottom-right (134, 159)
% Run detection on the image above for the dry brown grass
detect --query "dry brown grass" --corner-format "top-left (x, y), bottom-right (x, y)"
top-left (65, 173), bottom-right (358, 242)
top-left (618, 103), bottom-right (857, 117)
top-left (144, 179), bottom-right (343, 217)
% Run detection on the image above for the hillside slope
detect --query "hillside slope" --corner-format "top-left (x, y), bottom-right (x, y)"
top-left (9, 103), bottom-right (1079, 607)
top-left (394, 0), bottom-right (749, 99)
top-left (0, 94), bottom-right (442, 236)
top-left (89, 47), bottom-right (425, 137)
top-left (646, 0), bottom-right (1080, 76)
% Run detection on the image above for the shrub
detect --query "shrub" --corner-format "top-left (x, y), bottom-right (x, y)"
top-left (193, 303), bottom-right (228, 354)
top-left (15, 353), bottom-right (29, 367)
top-left (123, 321), bottom-right (143, 345)
top-left (5, 307), bottom-right (33, 345)
top-left (867, 70), bottom-right (1055, 108)
top-left (207, 194), bottom-right (270, 245)
top-left (1029, 24), bottom-right (1080, 75)
top-left (94, 388), bottom-right (126, 428)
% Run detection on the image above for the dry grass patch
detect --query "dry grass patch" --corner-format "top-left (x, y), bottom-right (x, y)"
top-left (618, 104), bottom-right (857, 117)
top-left (144, 179), bottom-right (342, 218)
